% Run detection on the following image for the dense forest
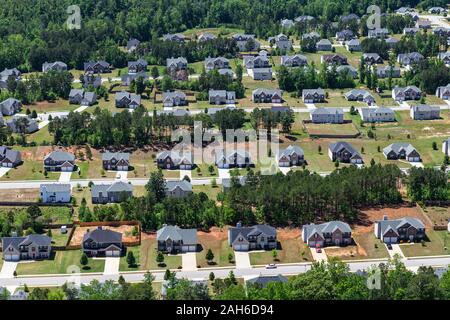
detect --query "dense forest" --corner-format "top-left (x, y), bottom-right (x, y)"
top-left (0, 0), bottom-right (447, 71)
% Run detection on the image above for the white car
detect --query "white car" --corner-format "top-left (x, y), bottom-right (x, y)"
top-left (265, 263), bottom-right (277, 269)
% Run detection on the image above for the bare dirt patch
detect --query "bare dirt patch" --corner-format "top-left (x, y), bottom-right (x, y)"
top-left (0, 189), bottom-right (39, 202)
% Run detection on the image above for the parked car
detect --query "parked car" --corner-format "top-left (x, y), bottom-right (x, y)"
top-left (387, 243), bottom-right (393, 250)
top-left (316, 247), bottom-right (322, 253)
top-left (266, 263), bottom-right (277, 269)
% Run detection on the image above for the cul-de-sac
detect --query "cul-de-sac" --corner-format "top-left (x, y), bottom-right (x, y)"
top-left (0, 0), bottom-right (450, 301)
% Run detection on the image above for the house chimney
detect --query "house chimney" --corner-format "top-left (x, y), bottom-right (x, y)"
top-left (11, 231), bottom-right (17, 237)
top-left (383, 215), bottom-right (388, 221)
top-left (236, 221), bottom-right (242, 228)
top-left (97, 226), bottom-right (102, 230)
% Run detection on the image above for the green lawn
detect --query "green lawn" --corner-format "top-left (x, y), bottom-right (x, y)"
top-left (27, 127), bottom-right (53, 145)
top-left (325, 233), bottom-right (389, 261)
top-left (38, 206), bottom-right (73, 224)
top-left (196, 238), bottom-right (235, 268)
top-left (21, 99), bottom-right (79, 114)
top-left (249, 238), bottom-right (313, 265)
top-left (47, 228), bottom-right (71, 246)
top-left (400, 230), bottom-right (450, 257)
top-left (304, 122), bottom-right (360, 137)
top-left (119, 238), bottom-right (182, 271)
top-left (193, 185), bottom-right (221, 200)
top-left (15, 250), bottom-right (105, 275)
top-left (0, 159), bottom-right (58, 181)
top-left (421, 206), bottom-right (450, 227)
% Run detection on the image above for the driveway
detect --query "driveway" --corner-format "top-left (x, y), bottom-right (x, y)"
top-left (278, 167), bottom-right (292, 175)
top-left (305, 103), bottom-right (316, 110)
top-left (0, 261), bottom-right (18, 279)
top-left (73, 105), bottom-right (89, 113)
top-left (310, 248), bottom-right (328, 262)
top-left (234, 251), bottom-right (252, 269)
top-left (386, 244), bottom-right (405, 259)
top-left (38, 120), bottom-right (50, 129)
top-left (182, 252), bottom-right (198, 271)
top-left (218, 168), bottom-right (230, 179)
top-left (179, 169), bottom-right (192, 180)
top-left (103, 257), bottom-right (120, 275)
top-left (58, 171), bottom-right (72, 182)
top-left (0, 167), bottom-right (11, 178)
top-left (409, 162), bottom-right (424, 168)
top-left (115, 171), bottom-right (128, 181)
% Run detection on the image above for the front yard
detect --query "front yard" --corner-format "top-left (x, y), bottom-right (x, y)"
top-left (15, 250), bottom-right (105, 275)
top-left (249, 238), bottom-right (313, 265)
top-left (325, 233), bottom-right (389, 261)
top-left (196, 236), bottom-right (235, 268)
top-left (399, 230), bottom-right (450, 257)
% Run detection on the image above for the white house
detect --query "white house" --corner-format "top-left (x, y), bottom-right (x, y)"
top-left (40, 183), bottom-right (71, 203)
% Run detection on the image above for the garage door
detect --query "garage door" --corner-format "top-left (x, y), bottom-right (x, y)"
top-left (383, 237), bottom-right (397, 244)
top-left (180, 165), bottom-right (189, 170)
top-left (234, 244), bottom-right (249, 251)
top-left (117, 166), bottom-right (126, 171)
top-left (5, 254), bottom-right (19, 261)
top-left (106, 250), bottom-right (120, 257)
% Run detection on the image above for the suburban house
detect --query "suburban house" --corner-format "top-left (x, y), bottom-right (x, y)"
top-left (115, 91), bottom-right (141, 109)
top-left (0, 68), bottom-right (21, 89)
top-left (295, 15), bottom-right (315, 23)
top-left (0, 146), bottom-right (21, 168)
top-left (204, 57), bottom-right (230, 72)
top-left (403, 27), bottom-right (419, 35)
top-left (336, 65), bottom-right (358, 78)
top-left (320, 54), bottom-right (348, 65)
top-left (42, 61), bottom-right (67, 73)
top-left (344, 89), bottom-right (375, 105)
top-left (157, 150), bottom-right (193, 169)
top-left (40, 183), bottom-right (71, 203)
top-left (433, 28), bottom-right (450, 37)
top-left (156, 109), bottom-right (190, 117)
top-left (345, 39), bottom-right (361, 52)
top-left (310, 108), bottom-right (344, 124)
top-left (302, 221), bottom-right (352, 247)
top-left (162, 91), bottom-right (187, 108)
top-left (336, 30), bottom-right (355, 42)
top-left (208, 90), bottom-right (236, 105)
top-left (301, 31), bottom-right (320, 41)
top-left (126, 38), bottom-right (140, 52)
top-left (198, 32), bottom-right (216, 42)
top-left (416, 19), bottom-right (431, 29)
top-left (91, 181), bottom-right (134, 204)
top-left (156, 225), bottom-right (197, 253)
top-left (280, 19), bottom-right (295, 29)
top-left (316, 39), bottom-right (332, 51)
top-left (392, 86), bottom-right (421, 101)
top-left (328, 142), bottom-right (363, 164)
top-left (228, 223), bottom-right (277, 251)
top-left (359, 107), bottom-right (395, 122)
top-left (428, 6), bottom-right (447, 14)
top-left (410, 104), bottom-right (440, 120)
top-left (84, 61), bottom-right (111, 74)
top-left (165, 180), bottom-right (193, 198)
top-left (215, 150), bottom-right (253, 168)
top-left (368, 28), bottom-right (389, 39)
top-left (251, 68), bottom-right (273, 80)
top-left (82, 227), bottom-right (123, 257)
top-left (374, 216), bottom-right (425, 244)
top-left (44, 151), bottom-right (76, 172)
top-left (245, 275), bottom-right (288, 288)
top-left (163, 33), bottom-right (186, 42)
top-left (437, 84), bottom-right (450, 100)
top-left (121, 72), bottom-right (149, 86)
top-left (302, 88), bottom-right (325, 103)
top-left (207, 105), bottom-right (236, 119)
top-left (6, 116), bottom-right (38, 134)
top-left (244, 54), bottom-right (270, 70)
top-left (1, 234), bottom-right (52, 261)
top-left (280, 54), bottom-right (307, 67)
top-left (0, 98), bottom-right (21, 116)
top-left (82, 73), bottom-right (101, 88)
top-left (397, 52), bottom-right (424, 67)
top-left (252, 88), bottom-right (283, 103)
top-left (383, 143), bottom-right (421, 162)
top-left (128, 59), bottom-right (148, 74)
top-left (385, 37), bottom-right (399, 48)
top-left (277, 145), bottom-right (305, 167)
top-left (102, 152), bottom-right (130, 171)
top-left (268, 34), bottom-right (292, 51)
top-left (69, 89), bottom-right (97, 106)
top-left (437, 52), bottom-right (450, 66)
top-left (362, 53), bottom-right (383, 65)
top-left (232, 34), bottom-right (261, 51)
top-left (376, 65), bottom-right (401, 78)
top-left (340, 13), bottom-right (360, 23)
top-left (442, 138), bottom-right (450, 155)
top-left (166, 57), bottom-right (188, 81)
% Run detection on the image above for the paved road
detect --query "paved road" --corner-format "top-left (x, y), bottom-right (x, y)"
top-left (2, 255), bottom-right (450, 287)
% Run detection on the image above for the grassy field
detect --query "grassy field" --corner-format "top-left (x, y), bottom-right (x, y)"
top-left (47, 228), bottom-right (72, 246)
top-left (421, 206), bottom-right (450, 227)
top-left (0, 159), bottom-right (56, 181)
top-left (193, 185), bottom-right (221, 200)
top-left (304, 122), bottom-right (360, 136)
top-left (26, 127), bottom-right (53, 145)
top-left (0, 206), bottom-right (72, 224)
top-left (325, 234), bottom-right (389, 261)
top-left (15, 250), bottom-right (105, 275)
top-left (196, 238), bottom-right (235, 268)
top-left (400, 230), bottom-right (450, 257)
top-left (119, 238), bottom-right (182, 271)
top-left (249, 238), bottom-right (313, 265)
top-left (21, 99), bottom-right (79, 114)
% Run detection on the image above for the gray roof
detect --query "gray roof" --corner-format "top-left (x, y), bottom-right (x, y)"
top-left (311, 107), bottom-right (343, 115)
top-left (42, 61), bottom-right (67, 72)
top-left (344, 89), bottom-right (374, 99)
top-left (83, 228), bottom-right (122, 244)
top-left (302, 88), bottom-right (325, 96)
top-left (40, 183), bottom-right (71, 193)
top-left (303, 221), bottom-right (351, 241)
top-left (346, 39), bottom-right (360, 46)
top-left (91, 181), bottom-right (133, 197)
top-left (162, 91), bottom-right (186, 101)
top-left (329, 141), bottom-right (358, 155)
top-left (44, 151), bottom-right (75, 162)
top-left (383, 143), bottom-right (418, 157)
top-left (156, 225), bottom-right (197, 245)
top-left (2, 234), bottom-right (51, 251)
top-left (252, 88), bottom-right (282, 96)
top-left (393, 85), bottom-right (421, 95)
top-left (229, 224), bottom-right (276, 243)
top-left (360, 107), bottom-right (394, 118)
top-left (102, 152), bottom-right (130, 161)
top-left (278, 145), bottom-right (304, 160)
top-left (156, 109), bottom-right (190, 117)
top-left (166, 57), bottom-right (188, 66)
top-left (411, 104), bottom-right (440, 113)
top-left (157, 150), bottom-right (192, 165)
top-left (317, 39), bottom-right (332, 45)
top-left (115, 91), bottom-right (141, 104)
top-left (0, 146), bottom-right (21, 163)
top-left (246, 275), bottom-right (288, 287)
top-left (165, 180), bottom-right (192, 192)
top-left (376, 217), bottom-right (425, 237)
top-left (0, 98), bottom-right (21, 109)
